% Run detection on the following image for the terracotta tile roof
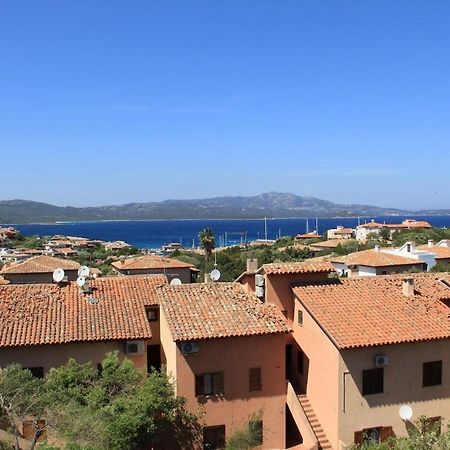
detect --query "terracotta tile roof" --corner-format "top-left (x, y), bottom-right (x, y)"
top-left (309, 240), bottom-right (353, 249)
top-left (384, 220), bottom-right (432, 229)
top-left (417, 245), bottom-right (450, 260)
top-left (331, 249), bottom-right (425, 268)
top-left (293, 273), bottom-right (450, 349)
top-left (112, 254), bottom-right (194, 271)
top-left (358, 221), bottom-right (385, 229)
top-left (0, 255), bottom-right (80, 274)
top-left (332, 227), bottom-right (354, 234)
top-left (294, 232), bottom-right (322, 239)
top-left (260, 261), bottom-right (335, 275)
top-left (0, 275), bottom-right (167, 348)
top-left (158, 282), bottom-right (290, 342)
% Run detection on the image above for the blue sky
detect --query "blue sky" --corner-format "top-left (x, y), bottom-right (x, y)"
top-left (1, 1), bottom-right (449, 209)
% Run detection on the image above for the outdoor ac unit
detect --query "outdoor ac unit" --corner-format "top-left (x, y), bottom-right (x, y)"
top-left (181, 342), bottom-right (199, 355)
top-left (125, 340), bottom-right (145, 355)
top-left (375, 355), bottom-right (389, 367)
top-left (255, 274), bottom-right (265, 287)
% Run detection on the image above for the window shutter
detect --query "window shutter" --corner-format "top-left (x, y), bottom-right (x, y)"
top-left (381, 426), bottom-right (393, 442)
top-left (249, 368), bottom-right (262, 391)
top-left (195, 375), bottom-right (204, 396)
top-left (354, 430), bottom-right (363, 445)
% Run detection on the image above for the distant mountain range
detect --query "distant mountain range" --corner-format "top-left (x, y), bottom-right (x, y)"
top-left (0, 193), bottom-right (449, 224)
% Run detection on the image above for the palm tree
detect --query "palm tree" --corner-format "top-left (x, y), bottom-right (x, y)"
top-left (199, 227), bottom-right (215, 272)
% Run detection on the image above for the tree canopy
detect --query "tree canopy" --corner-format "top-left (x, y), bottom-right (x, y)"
top-left (0, 353), bottom-right (201, 450)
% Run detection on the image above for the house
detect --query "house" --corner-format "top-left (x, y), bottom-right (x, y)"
top-left (356, 219), bottom-right (432, 241)
top-left (112, 254), bottom-right (198, 283)
top-left (418, 240), bottom-right (450, 267)
top-left (0, 275), bottom-right (167, 376)
top-left (355, 221), bottom-right (386, 241)
top-left (330, 246), bottom-right (427, 277)
top-left (157, 282), bottom-right (290, 449)
top-left (327, 226), bottom-right (354, 240)
top-left (104, 240), bottom-right (130, 251)
top-left (309, 239), bottom-right (357, 256)
top-left (294, 231), bottom-right (322, 240)
top-left (292, 273), bottom-right (450, 448)
top-left (0, 255), bottom-right (81, 284)
top-left (383, 241), bottom-right (437, 270)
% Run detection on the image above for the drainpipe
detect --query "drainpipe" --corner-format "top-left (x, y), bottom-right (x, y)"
top-left (342, 371), bottom-right (350, 413)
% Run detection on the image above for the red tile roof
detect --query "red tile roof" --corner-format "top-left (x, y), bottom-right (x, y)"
top-left (331, 249), bottom-right (424, 268)
top-left (358, 221), bottom-right (385, 229)
top-left (158, 282), bottom-right (290, 342)
top-left (0, 275), bottom-right (167, 348)
top-left (260, 261), bottom-right (335, 275)
top-left (112, 254), bottom-right (194, 271)
top-left (293, 273), bottom-right (450, 349)
top-left (0, 255), bottom-right (80, 274)
top-left (294, 232), bottom-right (322, 239)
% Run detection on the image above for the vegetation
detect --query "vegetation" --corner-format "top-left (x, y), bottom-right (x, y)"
top-left (225, 415), bottom-right (263, 450)
top-left (392, 228), bottom-right (450, 247)
top-left (350, 417), bottom-right (448, 450)
top-left (198, 228), bottom-right (215, 272)
top-left (0, 353), bottom-right (201, 450)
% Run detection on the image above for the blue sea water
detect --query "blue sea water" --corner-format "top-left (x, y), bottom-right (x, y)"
top-left (9, 216), bottom-right (450, 249)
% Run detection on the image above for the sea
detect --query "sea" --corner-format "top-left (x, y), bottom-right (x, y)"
top-left (8, 215), bottom-right (450, 250)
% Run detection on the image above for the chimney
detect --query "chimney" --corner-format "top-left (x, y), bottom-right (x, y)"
top-left (402, 277), bottom-right (414, 297)
top-left (428, 239), bottom-right (434, 247)
top-left (247, 258), bottom-right (259, 273)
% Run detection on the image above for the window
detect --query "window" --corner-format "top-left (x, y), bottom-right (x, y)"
top-left (354, 426), bottom-right (393, 444)
top-left (195, 372), bottom-right (224, 396)
top-left (249, 368), bottom-right (262, 391)
top-left (297, 350), bottom-right (304, 374)
top-left (203, 425), bottom-right (225, 450)
top-left (249, 420), bottom-right (263, 445)
top-left (146, 307), bottom-right (159, 322)
top-left (423, 361), bottom-right (442, 387)
top-left (422, 417), bottom-right (441, 435)
top-left (25, 367), bottom-right (44, 379)
top-left (362, 368), bottom-right (383, 395)
top-left (297, 310), bottom-right (303, 326)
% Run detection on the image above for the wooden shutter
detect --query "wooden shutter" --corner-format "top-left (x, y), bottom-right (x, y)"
top-left (354, 430), bottom-right (363, 445)
top-left (249, 368), bottom-right (262, 391)
top-left (380, 426), bottom-right (393, 442)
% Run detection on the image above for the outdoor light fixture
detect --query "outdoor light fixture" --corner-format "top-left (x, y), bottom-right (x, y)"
top-left (399, 405), bottom-right (413, 421)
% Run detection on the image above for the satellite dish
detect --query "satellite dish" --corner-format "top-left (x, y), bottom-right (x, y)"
top-left (53, 268), bottom-right (65, 283)
top-left (170, 278), bottom-right (182, 286)
top-left (78, 265), bottom-right (90, 277)
top-left (399, 405), bottom-right (413, 421)
top-left (210, 269), bottom-right (221, 281)
top-left (76, 276), bottom-right (86, 287)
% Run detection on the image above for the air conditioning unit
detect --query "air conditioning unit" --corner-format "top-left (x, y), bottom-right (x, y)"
top-left (181, 342), bottom-right (199, 355)
top-left (375, 355), bottom-right (389, 367)
top-left (125, 340), bottom-right (145, 355)
top-left (255, 274), bottom-right (265, 287)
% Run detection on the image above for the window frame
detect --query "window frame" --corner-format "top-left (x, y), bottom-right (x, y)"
top-left (249, 367), bottom-right (262, 392)
top-left (362, 368), bottom-right (384, 396)
top-left (195, 371), bottom-right (224, 397)
top-left (423, 361), bottom-right (442, 387)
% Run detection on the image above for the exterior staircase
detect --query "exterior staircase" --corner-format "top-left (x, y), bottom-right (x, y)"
top-left (297, 394), bottom-right (332, 450)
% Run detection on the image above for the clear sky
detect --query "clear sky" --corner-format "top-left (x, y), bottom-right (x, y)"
top-left (1, 1), bottom-right (449, 209)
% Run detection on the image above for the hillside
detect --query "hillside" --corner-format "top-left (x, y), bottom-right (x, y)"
top-left (0, 193), bottom-right (445, 223)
